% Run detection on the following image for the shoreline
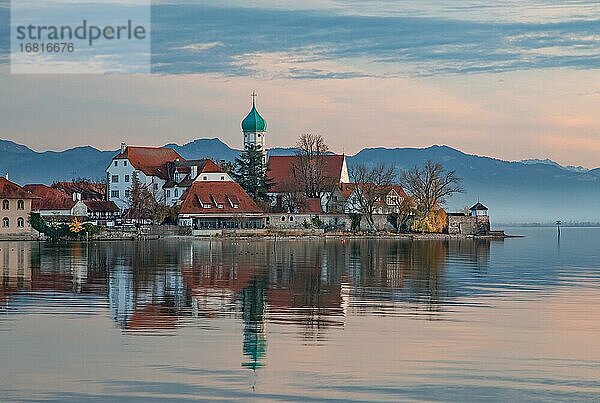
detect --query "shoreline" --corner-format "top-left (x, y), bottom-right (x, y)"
top-left (0, 231), bottom-right (520, 242)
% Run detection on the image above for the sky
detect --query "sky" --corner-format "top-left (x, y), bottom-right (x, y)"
top-left (0, 0), bottom-right (599, 167)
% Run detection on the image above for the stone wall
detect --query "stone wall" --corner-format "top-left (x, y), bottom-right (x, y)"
top-left (447, 215), bottom-right (490, 235)
top-left (266, 213), bottom-right (351, 230)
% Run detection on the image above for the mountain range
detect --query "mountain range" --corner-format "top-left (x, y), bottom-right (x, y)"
top-left (1, 138), bottom-right (599, 223)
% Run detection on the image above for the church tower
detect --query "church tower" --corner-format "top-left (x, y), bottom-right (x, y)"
top-left (241, 91), bottom-right (268, 164)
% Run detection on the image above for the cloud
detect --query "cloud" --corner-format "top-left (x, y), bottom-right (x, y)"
top-left (2, 3), bottom-right (597, 76)
top-left (175, 42), bottom-right (224, 52)
top-left (148, 4), bottom-right (600, 77)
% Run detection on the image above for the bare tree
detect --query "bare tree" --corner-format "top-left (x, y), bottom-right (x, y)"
top-left (126, 181), bottom-right (158, 221)
top-left (279, 181), bottom-right (307, 213)
top-left (348, 163), bottom-right (397, 230)
top-left (400, 160), bottom-right (464, 215)
top-left (388, 195), bottom-right (416, 232)
top-left (292, 133), bottom-right (334, 198)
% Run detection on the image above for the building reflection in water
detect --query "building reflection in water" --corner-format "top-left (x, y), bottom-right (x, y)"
top-left (241, 274), bottom-right (268, 371)
top-left (0, 242), bottom-right (31, 305)
top-left (0, 237), bottom-right (496, 370)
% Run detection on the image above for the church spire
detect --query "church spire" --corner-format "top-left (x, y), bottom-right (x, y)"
top-left (241, 91), bottom-right (268, 163)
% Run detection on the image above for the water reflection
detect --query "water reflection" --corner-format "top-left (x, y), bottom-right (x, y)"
top-left (0, 238), bottom-right (497, 370)
top-left (241, 274), bottom-right (268, 371)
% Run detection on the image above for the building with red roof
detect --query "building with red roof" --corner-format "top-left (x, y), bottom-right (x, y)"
top-left (24, 184), bottom-right (119, 224)
top-left (163, 159), bottom-right (230, 206)
top-left (106, 143), bottom-right (233, 210)
top-left (179, 180), bottom-right (264, 235)
top-left (51, 181), bottom-right (106, 201)
top-left (266, 154), bottom-right (349, 215)
top-left (266, 154), bottom-right (349, 194)
top-left (24, 184), bottom-right (77, 216)
top-left (328, 183), bottom-right (408, 216)
top-left (0, 176), bottom-right (36, 236)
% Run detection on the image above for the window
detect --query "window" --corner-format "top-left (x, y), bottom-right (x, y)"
top-left (112, 175), bottom-right (119, 183)
top-left (2, 199), bottom-right (9, 210)
top-left (221, 176), bottom-right (225, 180)
top-left (17, 217), bottom-right (24, 228)
top-left (153, 183), bottom-right (158, 191)
top-left (166, 190), bottom-right (171, 198)
top-left (124, 161), bottom-right (128, 166)
top-left (125, 189), bottom-right (130, 198)
top-left (114, 161), bottom-right (118, 166)
top-left (111, 190), bottom-right (119, 198)
top-left (174, 188), bottom-right (179, 197)
top-left (281, 216), bottom-right (286, 221)
top-left (258, 134), bottom-right (261, 137)
top-left (2, 217), bottom-right (8, 227)
top-left (17, 200), bottom-right (24, 210)
top-left (203, 176), bottom-right (207, 181)
top-left (125, 175), bottom-right (130, 183)
top-left (289, 216), bottom-right (294, 221)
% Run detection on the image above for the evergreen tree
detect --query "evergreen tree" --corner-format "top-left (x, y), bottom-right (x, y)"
top-left (233, 144), bottom-right (272, 203)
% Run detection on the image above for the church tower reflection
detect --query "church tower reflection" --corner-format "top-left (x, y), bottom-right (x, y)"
top-left (241, 273), bottom-right (268, 371)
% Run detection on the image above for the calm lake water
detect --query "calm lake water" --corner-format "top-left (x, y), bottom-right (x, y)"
top-left (1, 227), bottom-right (599, 401)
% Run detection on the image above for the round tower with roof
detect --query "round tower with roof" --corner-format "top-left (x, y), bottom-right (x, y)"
top-left (241, 91), bottom-right (268, 164)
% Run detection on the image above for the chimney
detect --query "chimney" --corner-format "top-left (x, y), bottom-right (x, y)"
top-left (191, 165), bottom-right (198, 179)
top-left (4, 172), bottom-right (8, 180)
top-left (120, 142), bottom-right (127, 153)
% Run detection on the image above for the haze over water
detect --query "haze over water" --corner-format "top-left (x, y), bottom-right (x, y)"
top-left (1, 228), bottom-right (599, 401)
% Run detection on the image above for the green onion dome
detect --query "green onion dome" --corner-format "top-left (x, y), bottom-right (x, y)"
top-left (241, 100), bottom-right (267, 132)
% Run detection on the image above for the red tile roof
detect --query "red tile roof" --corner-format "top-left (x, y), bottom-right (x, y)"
top-left (165, 159), bottom-right (223, 181)
top-left (300, 198), bottom-right (323, 213)
top-left (387, 185), bottom-right (408, 198)
top-left (0, 177), bottom-right (36, 199)
top-left (115, 146), bottom-right (183, 180)
top-left (51, 181), bottom-right (105, 200)
top-left (337, 182), bottom-right (358, 199)
top-left (23, 184), bottom-right (75, 211)
top-left (83, 200), bottom-right (119, 212)
top-left (180, 181), bottom-right (263, 214)
top-left (200, 160), bottom-right (223, 173)
top-left (267, 155), bottom-right (345, 193)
